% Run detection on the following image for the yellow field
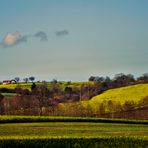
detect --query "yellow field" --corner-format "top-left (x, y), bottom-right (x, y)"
top-left (86, 84), bottom-right (148, 112)
top-left (0, 83), bottom-right (32, 90)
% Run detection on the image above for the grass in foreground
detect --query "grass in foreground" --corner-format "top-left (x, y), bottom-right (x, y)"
top-left (0, 116), bottom-right (147, 147)
top-left (0, 122), bottom-right (147, 137)
top-left (0, 122), bottom-right (147, 148)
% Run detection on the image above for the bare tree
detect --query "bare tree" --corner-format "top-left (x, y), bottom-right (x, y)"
top-left (123, 101), bottom-right (136, 111)
top-left (33, 84), bottom-right (51, 116)
top-left (0, 93), bottom-right (4, 114)
top-left (137, 73), bottom-right (148, 83)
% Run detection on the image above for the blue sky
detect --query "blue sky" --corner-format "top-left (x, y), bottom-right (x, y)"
top-left (0, 0), bottom-right (148, 81)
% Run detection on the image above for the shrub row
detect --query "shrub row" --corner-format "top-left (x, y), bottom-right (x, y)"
top-left (0, 137), bottom-right (147, 148)
top-left (0, 116), bottom-right (148, 124)
top-left (0, 88), bottom-right (15, 93)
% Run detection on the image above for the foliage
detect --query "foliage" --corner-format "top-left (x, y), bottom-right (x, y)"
top-left (0, 82), bottom-right (148, 119)
top-left (29, 76), bottom-right (35, 82)
top-left (0, 136), bottom-right (147, 148)
top-left (23, 78), bottom-right (29, 83)
top-left (0, 116), bottom-right (148, 124)
top-left (14, 77), bottom-right (20, 83)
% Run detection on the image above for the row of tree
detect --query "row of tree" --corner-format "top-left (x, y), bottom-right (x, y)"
top-left (1, 73), bottom-right (148, 85)
top-left (89, 73), bottom-right (148, 90)
top-left (0, 86), bottom-right (147, 118)
top-left (0, 73), bottom-right (148, 118)
top-left (14, 76), bottom-right (35, 83)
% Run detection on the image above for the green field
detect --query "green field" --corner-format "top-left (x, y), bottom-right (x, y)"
top-left (0, 122), bottom-right (147, 147)
top-left (0, 81), bottom-right (93, 92)
top-left (0, 116), bottom-right (148, 137)
top-left (0, 83), bottom-right (32, 90)
top-left (0, 116), bottom-right (147, 147)
top-left (0, 122), bottom-right (148, 138)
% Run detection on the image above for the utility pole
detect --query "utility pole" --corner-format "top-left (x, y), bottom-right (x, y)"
top-left (79, 86), bottom-right (82, 101)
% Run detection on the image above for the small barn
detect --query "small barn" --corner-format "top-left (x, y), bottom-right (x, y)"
top-left (3, 80), bottom-right (16, 85)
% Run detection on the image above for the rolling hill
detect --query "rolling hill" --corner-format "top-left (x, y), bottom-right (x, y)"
top-left (85, 84), bottom-right (148, 112)
top-left (0, 82), bottom-right (148, 118)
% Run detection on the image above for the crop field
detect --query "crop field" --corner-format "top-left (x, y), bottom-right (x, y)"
top-left (0, 122), bottom-right (148, 137)
top-left (0, 83), bottom-right (32, 90)
top-left (90, 84), bottom-right (148, 104)
top-left (85, 84), bottom-right (148, 111)
top-left (0, 116), bottom-right (147, 147)
top-left (0, 122), bottom-right (147, 147)
top-left (0, 81), bottom-right (92, 89)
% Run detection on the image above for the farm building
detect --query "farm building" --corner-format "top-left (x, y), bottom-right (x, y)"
top-left (2, 80), bottom-right (16, 85)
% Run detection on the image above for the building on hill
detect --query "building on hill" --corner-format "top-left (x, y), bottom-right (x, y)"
top-left (2, 80), bottom-right (16, 85)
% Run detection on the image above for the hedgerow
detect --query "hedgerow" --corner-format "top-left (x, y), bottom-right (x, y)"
top-left (0, 116), bottom-right (148, 124)
top-left (0, 137), bottom-right (147, 148)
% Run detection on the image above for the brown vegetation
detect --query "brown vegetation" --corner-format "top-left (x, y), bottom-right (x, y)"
top-left (0, 73), bottom-right (148, 119)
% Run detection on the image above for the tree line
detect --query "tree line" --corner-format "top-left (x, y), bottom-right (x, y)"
top-left (0, 73), bottom-right (148, 118)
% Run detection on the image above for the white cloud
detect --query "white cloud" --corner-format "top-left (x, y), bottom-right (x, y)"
top-left (2, 31), bottom-right (27, 47)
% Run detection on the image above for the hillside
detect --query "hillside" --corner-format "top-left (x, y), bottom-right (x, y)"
top-left (0, 81), bottom-right (95, 99)
top-left (0, 82), bottom-right (148, 118)
top-left (86, 84), bottom-right (148, 112)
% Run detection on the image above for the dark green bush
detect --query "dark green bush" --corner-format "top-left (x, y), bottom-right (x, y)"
top-left (0, 88), bottom-right (15, 93)
top-left (0, 116), bottom-right (148, 125)
top-left (0, 137), bottom-right (147, 148)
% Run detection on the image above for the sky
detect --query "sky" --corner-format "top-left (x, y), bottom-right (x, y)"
top-left (0, 0), bottom-right (148, 81)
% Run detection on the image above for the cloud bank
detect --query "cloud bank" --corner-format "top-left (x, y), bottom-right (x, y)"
top-left (2, 32), bottom-right (27, 47)
top-left (55, 30), bottom-right (69, 36)
top-left (33, 31), bottom-right (48, 41)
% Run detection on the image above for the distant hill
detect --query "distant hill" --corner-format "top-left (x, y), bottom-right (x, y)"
top-left (0, 81), bottom-right (93, 90)
top-left (0, 82), bottom-right (148, 119)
